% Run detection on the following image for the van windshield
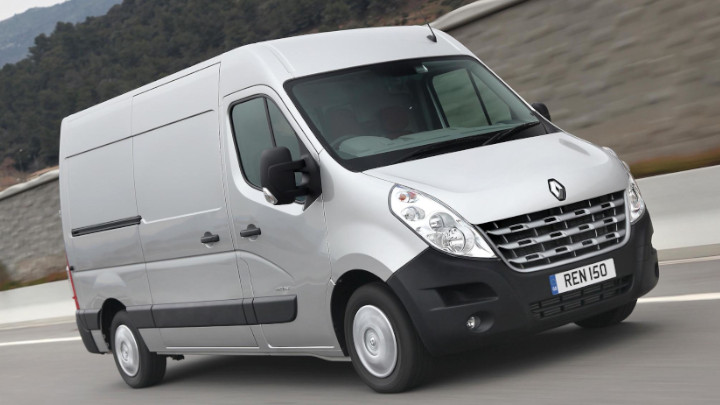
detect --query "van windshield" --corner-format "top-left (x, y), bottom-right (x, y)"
top-left (285, 57), bottom-right (547, 172)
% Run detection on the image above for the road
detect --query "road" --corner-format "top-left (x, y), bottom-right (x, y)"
top-left (2, 258), bottom-right (719, 404)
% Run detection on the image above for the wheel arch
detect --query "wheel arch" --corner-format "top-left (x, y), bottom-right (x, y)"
top-left (100, 298), bottom-right (126, 350)
top-left (330, 269), bottom-right (385, 355)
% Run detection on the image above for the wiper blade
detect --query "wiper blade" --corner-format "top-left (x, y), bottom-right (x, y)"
top-left (481, 121), bottom-right (541, 146)
top-left (390, 135), bottom-right (487, 164)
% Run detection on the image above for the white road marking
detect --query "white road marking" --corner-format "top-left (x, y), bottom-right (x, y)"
top-left (0, 336), bottom-right (81, 348)
top-left (660, 255), bottom-right (720, 266)
top-left (638, 292), bottom-right (720, 304)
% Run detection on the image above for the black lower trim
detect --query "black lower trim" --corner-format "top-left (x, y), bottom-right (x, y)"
top-left (242, 298), bottom-right (258, 325)
top-left (127, 305), bottom-right (155, 328)
top-left (253, 295), bottom-right (297, 324)
top-left (152, 299), bottom-right (248, 328)
top-left (71, 215), bottom-right (142, 237)
top-left (78, 295), bottom-right (297, 335)
top-left (387, 213), bottom-right (659, 356)
top-left (76, 312), bottom-right (100, 354)
top-left (77, 309), bottom-right (100, 330)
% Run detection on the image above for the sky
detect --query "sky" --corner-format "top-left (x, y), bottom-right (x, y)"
top-left (0, 0), bottom-right (68, 22)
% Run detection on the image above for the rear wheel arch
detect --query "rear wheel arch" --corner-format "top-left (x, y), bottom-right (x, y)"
top-left (100, 298), bottom-right (126, 349)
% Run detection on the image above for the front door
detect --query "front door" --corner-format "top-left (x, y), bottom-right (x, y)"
top-left (221, 87), bottom-right (338, 351)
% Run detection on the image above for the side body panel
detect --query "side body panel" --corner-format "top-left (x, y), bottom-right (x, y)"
top-left (59, 98), bottom-right (149, 312)
top-left (130, 64), bottom-right (257, 349)
top-left (317, 153), bottom-right (428, 283)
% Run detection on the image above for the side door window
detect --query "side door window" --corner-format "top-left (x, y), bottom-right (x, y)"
top-left (230, 97), bottom-right (304, 190)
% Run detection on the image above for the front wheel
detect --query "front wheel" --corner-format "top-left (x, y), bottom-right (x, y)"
top-left (110, 311), bottom-right (166, 388)
top-left (575, 299), bottom-right (637, 328)
top-left (344, 283), bottom-right (432, 393)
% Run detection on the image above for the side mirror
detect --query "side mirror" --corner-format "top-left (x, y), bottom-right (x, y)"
top-left (260, 146), bottom-right (320, 207)
top-left (531, 102), bottom-right (551, 121)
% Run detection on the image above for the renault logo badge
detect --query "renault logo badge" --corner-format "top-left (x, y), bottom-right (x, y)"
top-left (548, 179), bottom-right (566, 201)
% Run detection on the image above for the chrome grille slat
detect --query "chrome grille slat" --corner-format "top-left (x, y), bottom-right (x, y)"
top-left (507, 229), bottom-right (626, 264)
top-left (479, 191), bottom-right (627, 271)
top-left (497, 213), bottom-right (626, 250)
top-left (486, 197), bottom-right (624, 236)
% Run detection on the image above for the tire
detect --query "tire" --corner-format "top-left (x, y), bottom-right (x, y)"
top-left (344, 282), bottom-right (432, 393)
top-left (575, 299), bottom-right (637, 329)
top-left (110, 311), bottom-right (166, 388)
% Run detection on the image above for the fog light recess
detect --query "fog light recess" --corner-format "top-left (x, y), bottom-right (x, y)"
top-left (466, 316), bottom-right (480, 330)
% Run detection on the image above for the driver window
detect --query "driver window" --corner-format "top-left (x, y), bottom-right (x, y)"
top-left (230, 97), bottom-right (303, 189)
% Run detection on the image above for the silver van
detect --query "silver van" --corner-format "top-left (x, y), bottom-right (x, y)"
top-left (60, 26), bottom-right (658, 393)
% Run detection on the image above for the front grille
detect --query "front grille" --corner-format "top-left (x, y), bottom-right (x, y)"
top-left (479, 191), bottom-right (627, 271)
top-left (529, 275), bottom-right (633, 319)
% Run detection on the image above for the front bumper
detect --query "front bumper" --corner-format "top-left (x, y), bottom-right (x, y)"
top-left (387, 212), bottom-right (658, 356)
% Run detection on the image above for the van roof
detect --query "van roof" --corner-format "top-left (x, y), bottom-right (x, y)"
top-left (246, 25), bottom-right (469, 78)
top-left (62, 26), bottom-right (471, 123)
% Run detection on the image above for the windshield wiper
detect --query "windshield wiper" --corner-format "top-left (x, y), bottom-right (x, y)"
top-left (481, 121), bottom-right (542, 146)
top-left (390, 134), bottom-right (489, 165)
top-left (389, 122), bottom-right (543, 165)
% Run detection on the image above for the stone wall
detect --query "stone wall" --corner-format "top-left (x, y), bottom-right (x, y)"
top-left (447, 0), bottom-right (720, 163)
top-left (0, 178), bottom-right (65, 283)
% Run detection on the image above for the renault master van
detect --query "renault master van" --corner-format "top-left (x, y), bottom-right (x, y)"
top-left (60, 26), bottom-right (658, 393)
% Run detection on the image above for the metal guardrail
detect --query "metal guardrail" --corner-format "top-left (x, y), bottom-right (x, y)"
top-left (0, 169), bottom-right (59, 202)
top-left (431, 0), bottom-right (529, 31)
top-left (637, 165), bottom-right (720, 261)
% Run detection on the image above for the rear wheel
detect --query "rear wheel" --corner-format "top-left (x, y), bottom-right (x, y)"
top-left (575, 299), bottom-right (637, 328)
top-left (110, 311), bottom-right (166, 388)
top-left (345, 283), bottom-right (432, 393)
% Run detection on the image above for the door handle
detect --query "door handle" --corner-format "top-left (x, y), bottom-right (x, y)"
top-left (200, 232), bottom-right (220, 244)
top-left (240, 225), bottom-right (261, 238)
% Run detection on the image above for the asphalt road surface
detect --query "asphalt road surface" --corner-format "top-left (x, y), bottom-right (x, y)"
top-left (2, 258), bottom-right (719, 404)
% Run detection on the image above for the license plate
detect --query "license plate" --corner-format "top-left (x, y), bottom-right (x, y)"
top-left (549, 259), bottom-right (616, 295)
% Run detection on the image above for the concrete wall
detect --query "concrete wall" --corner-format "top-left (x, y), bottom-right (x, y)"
top-left (0, 174), bottom-right (65, 283)
top-left (445, 0), bottom-right (720, 164)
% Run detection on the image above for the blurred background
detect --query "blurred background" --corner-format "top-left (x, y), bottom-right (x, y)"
top-left (0, 0), bottom-right (718, 289)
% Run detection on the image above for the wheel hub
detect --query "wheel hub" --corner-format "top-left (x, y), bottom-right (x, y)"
top-left (352, 305), bottom-right (398, 378)
top-left (114, 325), bottom-right (140, 377)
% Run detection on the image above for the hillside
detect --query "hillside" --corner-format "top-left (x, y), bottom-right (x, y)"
top-left (0, 0), bottom-right (473, 175)
top-left (0, 0), bottom-right (122, 67)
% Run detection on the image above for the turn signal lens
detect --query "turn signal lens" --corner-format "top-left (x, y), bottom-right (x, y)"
top-left (390, 185), bottom-right (495, 258)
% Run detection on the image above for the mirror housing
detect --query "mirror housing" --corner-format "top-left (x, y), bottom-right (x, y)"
top-left (531, 102), bottom-right (551, 121)
top-left (260, 146), bottom-right (320, 207)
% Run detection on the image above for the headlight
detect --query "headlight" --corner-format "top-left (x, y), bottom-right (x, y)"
top-left (389, 185), bottom-right (495, 258)
top-left (627, 176), bottom-right (645, 223)
top-left (604, 147), bottom-right (644, 223)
